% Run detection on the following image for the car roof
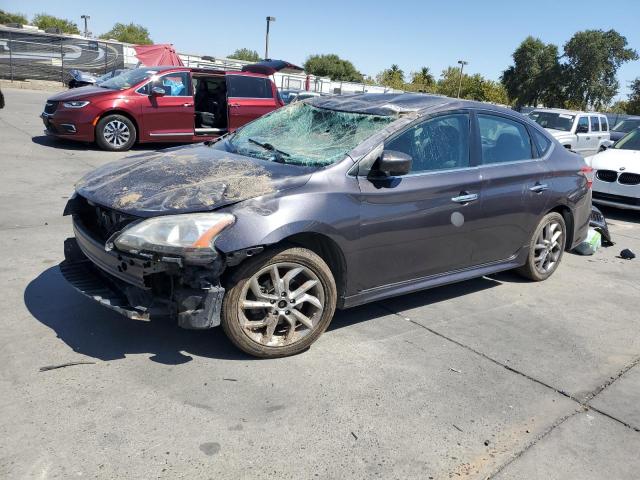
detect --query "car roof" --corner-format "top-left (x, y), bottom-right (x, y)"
top-left (146, 65), bottom-right (267, 77)
top-left (308, 93), bottom-right (518, 117)
top-left (532, 107), bottom-right (606, 117)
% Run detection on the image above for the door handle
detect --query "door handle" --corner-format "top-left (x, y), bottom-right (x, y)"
top-left (586, 136), bottom-right (591, 140)
top-left (183, 103), bottom-right (193, 107)
top-left (229, 103), bottom-right (241, 107)
top-left (529, 183), bottom-right (549, 193)
top-left (451, 192), bottom-right (478, 204)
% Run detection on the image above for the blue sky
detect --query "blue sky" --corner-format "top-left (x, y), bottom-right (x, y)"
top-left (4, 0), bottom-right (640, 99)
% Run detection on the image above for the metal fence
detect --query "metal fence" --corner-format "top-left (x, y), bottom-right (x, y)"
top-left (0, 28), bottom-right (125, 84)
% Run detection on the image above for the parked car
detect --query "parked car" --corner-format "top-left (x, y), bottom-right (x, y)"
top-left (609, 116), bottom-right (640, 143)
top-left (586, 127), bottom-right (640, 210)
top-left (67, 68), bottom-right (128, 89)
top-left (528, 108), bottom-right (611, 156)
top-left (42, 60), bottom-right (301, 151)
top-left (60, 93), bottom-right (592, 357)
top-left (279, 89), bottom-right (323, 104)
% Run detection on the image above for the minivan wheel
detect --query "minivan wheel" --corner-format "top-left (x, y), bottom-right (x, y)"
top-left (517, 212), bottom-right (566, 281)
top-left (222, 246), bottom-right (337, 358)
top-left (95, 114), bottom-right (136, 151)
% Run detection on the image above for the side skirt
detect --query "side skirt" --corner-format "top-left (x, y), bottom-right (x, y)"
top-left (340, 250), bottom-right (528, 309)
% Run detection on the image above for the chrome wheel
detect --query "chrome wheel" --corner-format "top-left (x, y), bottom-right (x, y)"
top-left (534, 220), bottom-right (564, 274)
top-left (103, 120), bottom-right (131, 147)
top-left (238, 262), bottom-right (325, 347)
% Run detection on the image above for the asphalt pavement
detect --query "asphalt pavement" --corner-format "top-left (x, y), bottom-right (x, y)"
top-left (0, 87), bottom-right (639, 479)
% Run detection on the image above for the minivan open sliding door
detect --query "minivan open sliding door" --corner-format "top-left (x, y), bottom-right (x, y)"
top-left (226, 74), bottom-right (278, 130)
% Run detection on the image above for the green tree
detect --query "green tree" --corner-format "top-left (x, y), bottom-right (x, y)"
top-left (407, 67), bottom-right (436, 92)
top-left (99, 23), bottom-right (152, 44)
top-left (304, 54), bottom-right (363, 82)
top-left (563, 29), bottom-right (638, 110)
top-left (228, 48), bottom-right (260, 62)
top-left (626, 78), bottom-right (640, 115)
top-left (607, 100), bottom-right (629, 114)
top-left (436, 66), bottom-right (483, 100)
top-left (0, 9), bottom-right (28, 25)
top-left (377, 64), bottom-right (405, 89)
top-left (32, 13), bottom-right (79, 34)
top-left (501, 36), bottom-right (563, 107)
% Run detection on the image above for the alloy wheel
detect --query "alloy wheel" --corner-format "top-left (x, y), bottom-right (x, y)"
top-left (238, 262), bottom-right (325, 347)
top-left (103, 120), bottom-right (131, 147)
top-left (533, 220), bottom-right (564, 274)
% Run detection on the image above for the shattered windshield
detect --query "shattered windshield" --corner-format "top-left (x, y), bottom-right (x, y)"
top-left (228, 102), bottom-right (395, 166)
top-left (528, 111), bottom-right (575, 132)
top-left (99, 67), bottom-right (157, 90)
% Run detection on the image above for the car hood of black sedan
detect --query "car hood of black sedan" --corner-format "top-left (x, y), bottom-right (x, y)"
top-left (74, 144), bottom-right (316, 217)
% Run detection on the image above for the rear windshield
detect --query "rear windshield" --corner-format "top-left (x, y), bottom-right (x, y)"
top-left (99, 67), bottom-right (158, 90)
top-left (228, 103), bottom-right (394, 167)
top-left (614, 129), bottom-right (640, 151)
top-left (528, 111), bottom-right (575, 132)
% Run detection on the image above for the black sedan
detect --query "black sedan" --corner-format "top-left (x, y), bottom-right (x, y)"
top-left (60, 94), bottom-right (592, 357)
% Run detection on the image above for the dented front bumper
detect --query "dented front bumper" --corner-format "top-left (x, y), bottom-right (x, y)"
top-left (60, 216), bottom-right (226, 329)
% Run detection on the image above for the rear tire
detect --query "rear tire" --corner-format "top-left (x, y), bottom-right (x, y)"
top-left (221, 246), bottom-right (337, 358)
top-left (95, 114), bottom-right (136, 151)
top-left (517, 212), bottom-right (566, 281)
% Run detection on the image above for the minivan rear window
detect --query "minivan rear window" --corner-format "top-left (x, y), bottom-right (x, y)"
top-left (227, 75), bottom-right (272, 98)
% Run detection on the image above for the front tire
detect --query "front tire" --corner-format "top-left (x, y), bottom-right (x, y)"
top-left (95, 114), bottom-right (136, 151)
top-left (517, 212), bottom-right (566, 281)
top-left (221, 246), bottom-right (337, 358)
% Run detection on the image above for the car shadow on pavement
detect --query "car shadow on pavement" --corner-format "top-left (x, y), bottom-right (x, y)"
top-left (24, 266), bottom-right (257, 364)
top-left (597, 205), bottom-right (639, 224)
top-left (31, 135), bottom-right (182, 152)
top-left (25, 267), bottom-right (506, 364)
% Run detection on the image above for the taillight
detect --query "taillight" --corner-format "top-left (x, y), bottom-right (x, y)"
top-left (580, 165), bottom-right (593, 189)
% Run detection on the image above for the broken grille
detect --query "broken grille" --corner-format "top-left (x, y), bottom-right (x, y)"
top-left (74, 196), bottom-right (138, 243)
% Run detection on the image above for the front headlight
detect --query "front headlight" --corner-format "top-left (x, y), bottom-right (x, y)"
top-left (63, 101), bottom-right (90, 108)
top-left (113, 213), bottom-right (235, 264)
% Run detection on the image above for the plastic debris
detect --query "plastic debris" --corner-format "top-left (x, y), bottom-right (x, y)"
top-left (620, 249), bottom-right (636, 260)
top-left (574, 228), bottom-right (601, 255)
top-left (39, 361), bottom-right (95, 372)
top-left (589, 206), bottom-right (614, 246)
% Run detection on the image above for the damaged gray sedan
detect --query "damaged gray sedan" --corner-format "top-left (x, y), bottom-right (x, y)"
top-left (61, 94), bottom-right (592, 357)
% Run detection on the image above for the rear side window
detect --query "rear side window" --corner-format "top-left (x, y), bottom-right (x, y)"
top-left (532, 129), bottom-right (552, 156)
top-left (477, 114), bottom-right (533, 164)
top-left (227, 75), bottom-right (272, 98)
top-left (386, 113), bottom-right (470, 173)
top-left (590, 116), bottom-right (600, 132)
top-left (600, 117), bottom-right (609, 131)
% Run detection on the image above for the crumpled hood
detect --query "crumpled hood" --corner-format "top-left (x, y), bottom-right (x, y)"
top-left (48, 86), bottom-right (112, 101)
top-left (75, 144), bottom-right (316, 217)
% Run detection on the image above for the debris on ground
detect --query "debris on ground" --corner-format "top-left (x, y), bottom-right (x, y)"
top-left (351, 431), bottom-right (358, 440)
top-left (39, 361), bottom-right (96, 372)
top-left (453, 424), bottom-right (464, 432)
top-left (589, 206), bottom-right (614, 246)
top-left (449, 367), bottom-right (462, 373)
top-left (573, 228), bottom-right (601, 255)
top-left (484, 440), bottom-right (490, 446)
top-left (620, 249), bottom-right (636, 260)
top-left (223, 378), bottom-right (238, 382)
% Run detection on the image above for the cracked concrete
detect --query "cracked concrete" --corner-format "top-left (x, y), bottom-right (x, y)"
top-left (1, 88), bottom-right (639, 479)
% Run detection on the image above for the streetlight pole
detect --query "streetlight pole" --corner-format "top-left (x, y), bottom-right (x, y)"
top-left (457, 60), bottom-right (468, 98)
top-left (81, 15), bottom-right (90, 38)
top-left (265, 16), bottom-right (276, 60)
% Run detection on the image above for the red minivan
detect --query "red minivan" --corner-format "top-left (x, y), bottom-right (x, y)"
top-left (41, 61), bottom-right (299, 151)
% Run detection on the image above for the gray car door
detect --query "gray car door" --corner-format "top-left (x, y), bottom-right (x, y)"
top-left (471, 112), bottom-right (550, 266)
top-left (355, 112), bottom-right (484, 291)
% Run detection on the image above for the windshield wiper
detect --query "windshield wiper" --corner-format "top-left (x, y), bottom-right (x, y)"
top-left (248, 138), bottom-right (290, 163)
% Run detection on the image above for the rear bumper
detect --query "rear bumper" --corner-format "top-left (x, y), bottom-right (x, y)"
top-left (61, 217), bottom-right (226, 329)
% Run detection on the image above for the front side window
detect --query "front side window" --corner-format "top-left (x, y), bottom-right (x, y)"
top-left (227, 75), bottom-right (272, 98)
top-left (577, 116), bottom-right (589, 133)
top-left (228, 102), bottom-right (394, 167)
top-left (385, 113), bottom-right (470, 173)
top-left (590, 116), bottom-right (600, 132)
top-left (478, 114), bottom-right (533, 164)
top-left (153, 72), bottom-right (190, 96)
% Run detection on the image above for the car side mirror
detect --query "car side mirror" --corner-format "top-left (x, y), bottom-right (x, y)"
top-left (374, 150), bottom-right (413, 177)
top-left (151, 86), bottom-right (165, 97)
top-left (576, 125), bottom-right (588, 134)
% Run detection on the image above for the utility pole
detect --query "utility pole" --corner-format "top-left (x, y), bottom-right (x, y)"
top-left (265, 16), bottom-right (276, 60)
top-left (81, 15), bottom-right (91, 38)
top-left (457, 60), bottom-right (468, 98)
